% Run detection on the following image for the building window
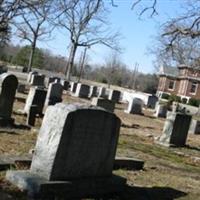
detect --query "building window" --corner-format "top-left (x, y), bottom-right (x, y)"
top-left (168, 80), bottom-right (175, 90)
top-left (190, 82), bottom-right (198, 94)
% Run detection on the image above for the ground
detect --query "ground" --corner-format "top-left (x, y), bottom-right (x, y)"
top-left (0, 92), bottom-right (200, 200)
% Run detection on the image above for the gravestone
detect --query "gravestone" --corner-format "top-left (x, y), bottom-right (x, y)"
top-left (88, 85), bottom-right (97, 98)
top-left (75, 83), bottom-right (90, 98)
top-left (0, 73), bottom-right (18, 125)
top-left (154, 104), bottom-right (168, 118)
top-left (61, 80), bottom-right (70, 91)
top-left (46, 77), bottom-right (60, 87)
top-left (6, 103), bottom-right (125, 199)
top-left (91, 97), bottom-right (115, 112)
top-left (157, 111), bottom-right (192, 147)
top-left (108, 90), bottom-right (121, 103)
top-left (189, 119), bottom-right (200, 135)
top-left (45, 82), bottom-right (63, 106)
top-left (98, 87), bottom-right (107, 98)
top-left (30, 74), bottom-right (45, 86)
top-left (147, 95), bottom-right (158, 109)
top-left (24, 87), bottom-right (47, 116)
top-left (27, 71), bottom-right (38, 83)
top-left (125, 98), bottom-right (143, 114)
top-left (26, 105), bottom-right (37, 126)
top-left (70, 82), bottom-right (78, 93)
top-left (17, 84), bottom-right (26, 93)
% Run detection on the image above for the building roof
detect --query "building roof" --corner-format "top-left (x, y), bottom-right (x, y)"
top-left (159, 66), bottom-right (179, 77)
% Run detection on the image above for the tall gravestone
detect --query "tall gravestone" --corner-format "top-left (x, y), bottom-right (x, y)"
top-left (0, 73), bottom-right (18, 125)
top-left (108, 90), bottom-right (121, 103)
top-left (157, 111), bottom-right (192, 147)
top-left (74, 83), bottom-right (90, 98)
top-left (24, 87), bottom-right (47, 116)
top-left (6, 103), bottom-right (125, 199)
top-left (45, 82), bottom-right (63, 106)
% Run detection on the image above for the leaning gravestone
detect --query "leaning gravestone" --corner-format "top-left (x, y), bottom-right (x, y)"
top-left (91, 97), bottom-right (115, 112)
top-left (74, 83), bottom-right (90, 98)
top-left (6, 103), bottom-right (126, 199)
top-left (0, 73), bottom-right (18, 126)
top-left (108, 90), bottom-right (121, 103)
top-left (23, 87), bottom-right (47, 116)
top-left (157, 111), bottom-right (192, 147)
top-left (45, 82), bottom-right (63, 106)
top-left (125, 98), bottom-right (143, 115)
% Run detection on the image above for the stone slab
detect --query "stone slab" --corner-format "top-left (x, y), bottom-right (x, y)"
top-left (114, 157), bottom-right (144, 170)
top-left (6, 170), bottom-right (126, 199)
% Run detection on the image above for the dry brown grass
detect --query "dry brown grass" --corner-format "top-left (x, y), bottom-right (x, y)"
top-left (0, 92), bottom-right (199, 199)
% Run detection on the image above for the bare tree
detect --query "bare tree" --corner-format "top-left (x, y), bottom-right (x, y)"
top-left (14, 0), bottom-right (57, 72)
top-left (56, 0), bottom-right (120, 80)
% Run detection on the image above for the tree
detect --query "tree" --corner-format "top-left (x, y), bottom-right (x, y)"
top-left (56, 0), bottom-right (120, 80)
top-left (14, 0), bottom-right (57, 72)
top-left (14, 45), bottom-right (44, 68)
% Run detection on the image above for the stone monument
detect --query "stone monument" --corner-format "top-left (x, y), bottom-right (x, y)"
top-left (74, 83), bottom-right (90, 98)
top-left (108, 90), bottom-right (121, 103)
top-left (0, 73), bottom-right (18, 126)
top-left (91, 97), bottom-right (115, 112)
top-left (124, 98), bottom-right (143, 114)
top-left (6, 103), bottom-right (126, 199)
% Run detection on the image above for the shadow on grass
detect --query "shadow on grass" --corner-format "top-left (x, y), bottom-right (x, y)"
top-left (121, 123), bottom-right (140, 129)
top-left (118, 185), bottom-right (187, 200)
top-left (185, 145), bottom-right (200, 152)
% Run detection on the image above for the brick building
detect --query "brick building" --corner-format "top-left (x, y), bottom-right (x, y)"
top-left (157, 65), bottom-right (200, 101)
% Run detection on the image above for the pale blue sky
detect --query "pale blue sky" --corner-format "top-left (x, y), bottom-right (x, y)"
top-left (13, 0), bottom-right (185, 74)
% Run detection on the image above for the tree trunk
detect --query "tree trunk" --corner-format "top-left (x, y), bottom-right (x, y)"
top-left (65, 43), bottom-right (77, 81)
top-left (28, 39), bottom-right (36, 73)
top-left (77, 47), bottom-right (87, 82)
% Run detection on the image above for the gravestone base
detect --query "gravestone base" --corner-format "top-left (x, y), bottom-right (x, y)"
top-left (0, 117), bottom-right (14, 127)
top-left (6, 170), bottom-right (126, 199)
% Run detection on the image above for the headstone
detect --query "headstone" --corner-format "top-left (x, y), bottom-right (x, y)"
top-left (157, 111), bottom-right (192, 147)
top-left (17, 84), bottom-right (26, 93)
top-left (0, 64), bottom-right (8, 74)
top-left (108, 90), bottom-right (121, 103)
top-left (147, 95), bottom-right (158, 109)
top-left (88, 85), bottom-right (97, 98)
top-left (45, 82), bottom-right (63, 106)
top-left (70, 82), bottom-right (78, 93)
top-left (61, 80), bottom-right (70, 91)
top-left (27, 71), bottom-right (38, 83)
top-left (26, 105), bottom-right (37, 126)
top-left (125, 98), bottom-right (143, 114)
top-left (46, 77), bottom-right (60, 87)
top-left (154, 104), bottom-right (168, 118)
top-left (6, 103), bottom-right (125, 198)
top-left (24, 87), bottom-right (47, 116)
top-left (30, 74), bottom-right (45, 86)
top-left (189, 119), bottom-right (200, 135)
top-left (74, 83), bottom-right (90, 98)
top-left (98, 87), bottom-right (107, 98)
top-left (0, 73), bottom-right (18, 125)
top-left (91, 97), bottom-right (115, 112)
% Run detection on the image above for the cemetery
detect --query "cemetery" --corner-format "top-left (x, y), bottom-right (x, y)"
top-left (0, 69), bottom-right (199, 200)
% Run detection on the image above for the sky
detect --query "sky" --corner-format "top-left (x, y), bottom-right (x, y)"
top-left (12, 0), bottom-right (185, 74)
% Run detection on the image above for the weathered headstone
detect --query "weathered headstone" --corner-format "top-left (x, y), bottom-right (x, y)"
top-left (189, 119), bottom-right (200, 135)
top-left (108, 90), bottom-right (121, 103)
top-left (30, 74), bottom-right (45, 86)
top-left (157, 111), bottom-right (192, 147)
top-left (0, 73), bottom-right (18, 125)
top-left (147, 95), bottom-right (158, 109)
top-left (27, 71), bottom-right (38, 83)
top-left (24, 87), bottom-right (47, 116)
top-left (125, 98), bottom-right (143, 114)
top-left (98, 87), bottom-right (107, 98)
top-left (17, 84), bottom-right (26, 93)
top-left (6, 103), bottom-right (125, 199)
top-left (88, 85), bottom-right (97, 98)
top-left (45, 82), bottom-right (63, 106)
top-left (91, 97), bottom-right (115, 112)
top-left (75, 83), bottom-right (90, 98)
top-left (154, 104), bottom-right (168, 118)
